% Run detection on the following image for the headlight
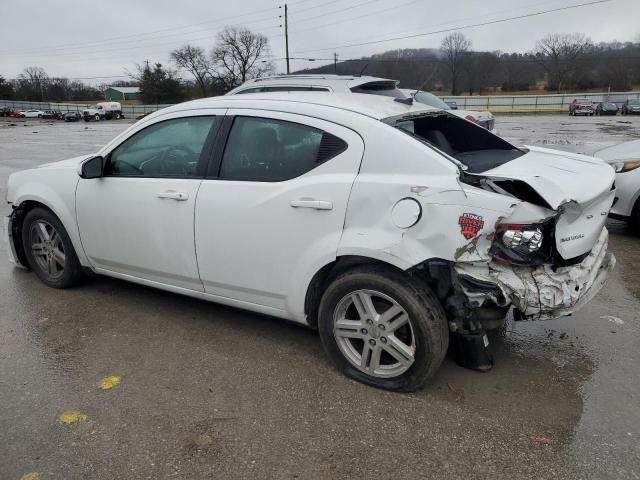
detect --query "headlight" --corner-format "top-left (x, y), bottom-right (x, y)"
top-left (610, 160), bottom-right (640, 173)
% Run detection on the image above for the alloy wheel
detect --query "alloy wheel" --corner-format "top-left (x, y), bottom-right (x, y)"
top-left (333, 289), bottom-right (416, 378)
top-left (29, 220), bottom-right (66, 279)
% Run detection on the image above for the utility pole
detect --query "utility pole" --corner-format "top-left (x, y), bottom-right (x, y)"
top-left (334, 53), bottom-right (338, 74)
top-left (284, 4), bottom-right (290, 74)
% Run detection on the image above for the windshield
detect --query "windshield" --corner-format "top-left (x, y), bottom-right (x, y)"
top-left (414, 91), bottom-right (451, 110)
top-left (386, 112), bottom-right (524, 173)
top-left (629, 100), bottom-right (640, 105)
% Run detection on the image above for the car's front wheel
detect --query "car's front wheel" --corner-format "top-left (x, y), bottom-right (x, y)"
top-left (318, 265), bottom-right (449, 391)
top-left (22, 208), bottom-right (83, 288)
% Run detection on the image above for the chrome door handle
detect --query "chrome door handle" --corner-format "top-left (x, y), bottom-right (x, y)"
top-left (290, 199), bottom-right (333, 210)
top-left (157, 191), bottom-right (189, 201)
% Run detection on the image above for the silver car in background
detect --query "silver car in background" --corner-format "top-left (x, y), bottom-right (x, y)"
top-left (402, 89), bottom-right (496, 133)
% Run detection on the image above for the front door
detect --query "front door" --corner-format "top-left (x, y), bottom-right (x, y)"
top-left (76, 113), bottom-right (219, 291)
top-left (195, 110), bottom-right (364, 313)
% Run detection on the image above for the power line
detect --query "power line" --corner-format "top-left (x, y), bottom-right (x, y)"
top-left (1, 6), bottom-right (282, 55)
top-left (287, 0), bottom-right (343, 15)
top-left (290, 0), bottom-right (381, 23)
top-left (6, 16), bottom-right (281, 58)
top-left (288, 0), bottom-right (425, 34)
top-left (292, 0), bottom-right (615, 54)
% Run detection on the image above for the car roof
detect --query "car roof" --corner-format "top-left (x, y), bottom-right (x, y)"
top-left (151, 92), bottom-right (441, 122)
top-left (227, 74), bottom-right (400, 93)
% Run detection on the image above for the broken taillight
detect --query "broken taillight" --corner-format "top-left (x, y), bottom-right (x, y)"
top-left (491, 222), bottom-right (549, 266)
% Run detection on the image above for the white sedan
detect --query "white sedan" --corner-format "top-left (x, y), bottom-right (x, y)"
top-left (19, 109), bottom-right (46, 118)
top-left (595, 140), bottom-right (640, 229)
top-left (5, 93), bottom-right (615, 390)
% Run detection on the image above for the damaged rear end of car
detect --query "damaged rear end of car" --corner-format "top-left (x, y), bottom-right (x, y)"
top-left (366, 110), bottom-right (616, 367)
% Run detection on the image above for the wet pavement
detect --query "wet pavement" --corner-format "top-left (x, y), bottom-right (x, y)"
top-left (1, 115), bottom-right (639, 479)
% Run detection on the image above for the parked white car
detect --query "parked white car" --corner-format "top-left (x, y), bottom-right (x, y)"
top-left (5, 93), bottom-right (615, 391)
top-left (226, 74), bottom-right (407, 98)
top-left (595, 140), bottom-right (640, 229)
top-left (20, 109), bottom-right (46, 118)
top-left (402, 90), bottom-right (496, 133)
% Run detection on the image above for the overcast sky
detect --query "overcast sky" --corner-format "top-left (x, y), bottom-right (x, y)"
top-left (1, 0), bottom-right (639, 84)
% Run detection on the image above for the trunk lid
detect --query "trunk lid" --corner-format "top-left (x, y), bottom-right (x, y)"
top-left (477, 146), bottom-right (615, 260)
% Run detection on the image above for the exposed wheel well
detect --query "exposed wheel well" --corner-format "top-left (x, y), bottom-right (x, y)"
top-left (9, 200), bottom-right (56, 267)
top-left (303, 256), bottom-right (452, 329)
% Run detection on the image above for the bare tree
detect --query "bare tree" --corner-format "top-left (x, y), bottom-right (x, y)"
top-left (441, 32), bottom-right (471, 95)
top-left (211, 27), bottom-right (272, 91)
top-left (171, 45), bottom-right (212, 97)
top-left (18, 66), bottom-right (49, 101)
top-left (532, 33), bottom-right (592, 92)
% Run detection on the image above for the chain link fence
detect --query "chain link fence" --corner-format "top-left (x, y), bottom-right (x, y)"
top-left (0, 99), bottom-right (171, 117)
top-left (2, 91), bottom-right (640, 115)
top-left (439, 91), bottom-right (640, 113)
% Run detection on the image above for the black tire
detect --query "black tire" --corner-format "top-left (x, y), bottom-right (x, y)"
top-left (22, 207), bottom-right (83, 289)
top-left (318, 265), bottom-right (449, 392)
top-left (94, 114), bottom-right (100, 121)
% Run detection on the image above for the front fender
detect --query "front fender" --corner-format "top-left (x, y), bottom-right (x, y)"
top-left (10, 171), bottom-right (89, 267)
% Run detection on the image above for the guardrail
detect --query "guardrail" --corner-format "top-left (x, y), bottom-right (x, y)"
top-left (439, 91), bottom-right (640, 113)
top-left (0, 99), bottom-right (171, 117)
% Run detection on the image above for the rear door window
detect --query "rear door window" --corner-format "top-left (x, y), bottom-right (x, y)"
top-left (219, 116), bottom-right (347, 181)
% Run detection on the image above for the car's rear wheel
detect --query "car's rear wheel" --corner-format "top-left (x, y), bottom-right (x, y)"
top-left (94, 113), bottom-right (100, 121)
top-left (318, 265), bottom-right (449, 392)
top-left (22, 208), bottom-right (83, 288)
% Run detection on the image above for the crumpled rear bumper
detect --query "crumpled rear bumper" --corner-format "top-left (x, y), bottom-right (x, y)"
top-left (454, 228), bottom-right (615, 320)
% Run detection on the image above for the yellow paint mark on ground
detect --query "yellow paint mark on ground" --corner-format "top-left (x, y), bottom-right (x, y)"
top-left (20, 473), bottom-right (41, 480)
top-left (99, 375), bottom-right (121, 390)
top-left (58, 411), bottom-right (88, 424)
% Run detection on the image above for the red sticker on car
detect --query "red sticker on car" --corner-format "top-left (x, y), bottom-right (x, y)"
top-left (458, 213), bottom-right (484, 240)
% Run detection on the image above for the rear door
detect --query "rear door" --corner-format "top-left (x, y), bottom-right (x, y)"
top-left (194, 110), bottom-right (364, 312)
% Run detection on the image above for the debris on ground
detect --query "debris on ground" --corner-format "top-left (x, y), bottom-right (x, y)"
top-left (601, 315), bottom-right (624, 325)
top-left (529, 435), bottom-right (553, 444)
top-left (58, 411), bottom-right (88, 424)
top-left (99, 375), bottom-right (121, 390)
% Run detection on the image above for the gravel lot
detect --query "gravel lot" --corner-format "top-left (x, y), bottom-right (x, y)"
top-left (1, 114), bottom-right (639, 480)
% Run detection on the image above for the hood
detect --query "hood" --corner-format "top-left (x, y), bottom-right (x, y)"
top-left (596, 140), bottom-right (640, 162)
top-left (478, 146), bottom-right (614, 210)
top-left (37, 155), bottom-right (93, 170)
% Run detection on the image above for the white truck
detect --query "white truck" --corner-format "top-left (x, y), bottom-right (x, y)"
top-left (82, 102), bottom-right (123, 122)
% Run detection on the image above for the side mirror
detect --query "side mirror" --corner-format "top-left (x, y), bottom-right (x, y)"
top-left (79, 156), bottom-right (104, 179)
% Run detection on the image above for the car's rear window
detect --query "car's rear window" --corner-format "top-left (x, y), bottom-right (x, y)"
top-left (387, 113), bottom-right (524, 173)
top-left (351, 81), bottom-right (406, 99)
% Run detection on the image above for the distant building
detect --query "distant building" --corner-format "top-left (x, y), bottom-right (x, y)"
top-left (105, 86), bottom-right (140, 101)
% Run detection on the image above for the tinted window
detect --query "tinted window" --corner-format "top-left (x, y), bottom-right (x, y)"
top-left (351, 81), bottom-right (406, 99)
top-left (219, 116), bottom-right (347, 181)
top-left (106, 116), bottom-right (215, 177)
top-left (236, 86), bottom-right (330, 94)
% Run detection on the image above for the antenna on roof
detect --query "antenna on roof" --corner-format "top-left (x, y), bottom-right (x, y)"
top-left (412, 70), bottom-right (436, 99)
top-left (357, 63), bottom-right (369, 77)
